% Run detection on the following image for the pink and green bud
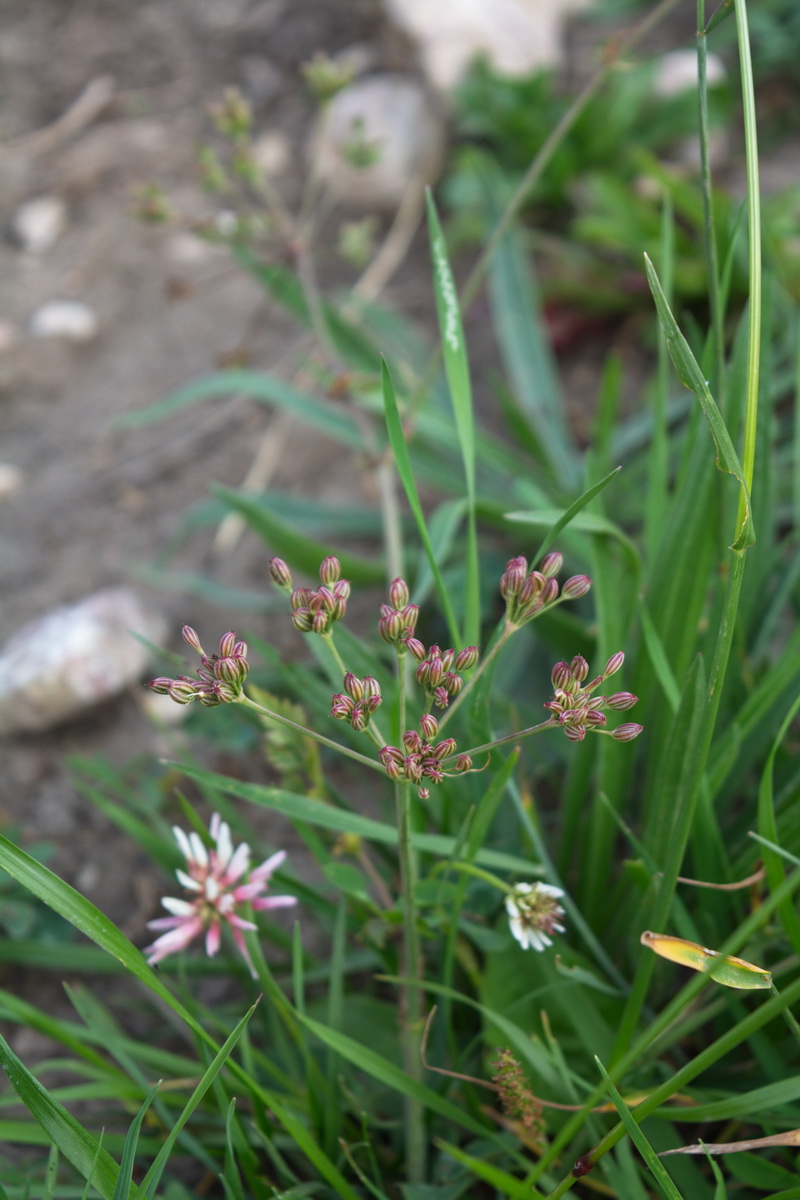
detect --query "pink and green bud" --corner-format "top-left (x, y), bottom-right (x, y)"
top-left (606, 691), bottom-right (638, 710)
top-left (564, 724), bottom-right (586, 742)
top-left (540, 551), bottom-right (563, 578)
top-left (404, 636), bottom-right (426, 661)
top-left (419, 713), bottom-right (438, 741)
top-left (455, 646), bottom-right (479, 671)
top-left (570, 655), bottom-right (589, 682)
top-left (333, 579), bottom-right (351, 602)
top-left (215, 656), bottom-right (245, 685)
top-left (212, 680), bottom-right (240, 703)
top-left (415, 661), bottom-right (431, 686)
top-left (427, 658), bottom-right (444, 687)
top-left (561, 574), bottom-right (592, 600)
top-left (362, 676), bottom-right (381, 699)
top-left (182, 626), bottom-right (203, 653)
top-left (611, 723), bottom-right (644, 742)
top-left (433, 737), bottom-right (457, 760)
top-left (443, 673), bottom-right (463, 696)
top-left (364, 694), bottom-right (382, 714)
top-left (380, 745), bottom-right (403, 767)
top-left (218, 631), bottom-right (237, 657)
top-left (350, 705), bottom-right (368, 733)
top-left (343, 672), bottom-right (362, 700)
top-left (403, 730), bottom-right (423, 754)
top-left (518, 573), bottom-right (544, 608)
top-left (319, 556), bottom-right (341, 586)
top-left (316, 586), bottom-right (336, 613)
top-left (291, 587), bottom-right (313, 609)
top-left (541, 577), bottom-right (559, 605)
top-left (149, 677), bottom-right (175, 694)
top-left (379, 611), bottom-right (403, 643)
top-left (604, 651), bottom-right (625, 678)
top-left (332, 599), bottom-right (347, 622)
top-left (291, 608), bottom-right (314, 633)
top-left (500, 556), bottom-right (527, 599)
top-left (432, 686), bottom-right (450, 708)
top-left (454, 754), bottom-right (473, 772)
top-left (331, 694), bottom-right (354, 719)
top-left (399, 603), bottom-right (419, 631)
top-left (551, 661), bottom-right (572, 690)
top-left (269, 557), bottom-right (293, 590)
top-left (168, 682), bottom-right (200, 704)
top-left (389, 577), bottom-right (410, 608)
top-left (312, 611), bottom-right (328, 635)
top-left (585, 710), bottom-right (607, 727)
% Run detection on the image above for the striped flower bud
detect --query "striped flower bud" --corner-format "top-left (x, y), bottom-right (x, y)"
top-left (551, 661), bottom-right (572, 690)
top-left (291, 608), bottom-right (313, 633)
top-left (399, 603), bottom-right (419, 631)
top-left (182, 626), bottom-right (203, 654)
top-left (433, 737), bottom-right (457, 760)
top-left (455, 646), bottom-right (479, 671)
top-left (454, 754), bottom-right (473, 772)
top-left (419, 713), bottom-right (438, 741)
top-left (269, 557), bottom-right (293, 590)
top-left (604, 651), bottom-right (625, 677)
top-left (343, 672), bottom-right (362, 700)
top-left (389, 577), bottom-right (410, 608)
top-left (611, 723), bottom-right (644, 742)
top-left (570, 655), bottom-right (589, 682)
top-left (561, 575), bottom-right (592, 599)
top-left (319, 556), bottom-right (341, 586)
top-left (432, 686), bottom-right (450, 709)
top-left (404, 637), bottom-right (426, 661)
top-left (500, 556), bottom-right (527, 599)
top-left (606, 691), bottom-right (638, 710)
top-left (362, 676), bottom-right (381, 699)
top-left (539, 551), bottom-right (563, 578)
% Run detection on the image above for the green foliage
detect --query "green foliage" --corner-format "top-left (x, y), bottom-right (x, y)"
top-left (4, 3), bottom-right (800, 1197)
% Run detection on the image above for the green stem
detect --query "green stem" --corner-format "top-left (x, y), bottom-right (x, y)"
top-left (697, 0), bottom-right (726, 403)
top-left (237, 694), bottom-right (383, 774)
top-left (394, 776), bottom-right (426, 1183)
top-left (450, 719), bottom-right (555, 763)
top-left (320, 632), bottom-right (388, 749)
top-left (438, 621), bottom-right (515, 732)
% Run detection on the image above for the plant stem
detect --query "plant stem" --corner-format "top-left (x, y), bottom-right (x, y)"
top-left (237, 694), bottom-right (383, 774)
top-left (696, 0), bottom-right (726, 402)
top-left (452, 720), bottom-right (555, 762)
top-left (394, 775), bottom-right (426, 1183)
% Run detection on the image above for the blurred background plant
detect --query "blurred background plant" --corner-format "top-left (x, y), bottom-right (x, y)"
top-left (2, 0), bottom-right (800, 1196)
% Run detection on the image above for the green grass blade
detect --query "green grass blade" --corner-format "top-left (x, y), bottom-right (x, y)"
top-left (112, 1085), bottom-right (160, 1200)
top-left (644, 253), bottom-right (754, 549)
top-left (170, 762), bottom-right (546, 876)
top-left (213, 484), bottom-right (384, 584)
top-left (139, 1004), bottom-right (256, 1196)
top-left (0, 1031), bottom-right (138, 1200)
top-left (381, 357), bottom-right (460, 643)
top-left (758, 691), bottom-right (800, 958)
top-left (594, 1059), bottom-right (683, 1200)
top-left (116, 370), bottom-right (365, 449)
top-left (426, 190), bottom-right (480, 645)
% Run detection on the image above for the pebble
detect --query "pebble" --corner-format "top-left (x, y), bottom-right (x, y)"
top-left (380, 0), bottom-right (594, 92)
top-left (0, 588), bottom-right (168, 734)
top-left (29, 299), bottom-right (99, 342)
top-left (10, 194), bottom-right (67, 253)
top-left (0, 464), bottom-right (23, 498)
top-left (653, 49), bottom-right (726, 99)
top-left (310, 74), bottom-right (446, 209)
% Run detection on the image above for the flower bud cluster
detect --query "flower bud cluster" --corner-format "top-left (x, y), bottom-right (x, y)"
top-left (406, 642), bottom-right (479, 710)
top-left (330, 673), bottom-right (383, 732)
top-left (500, 552), bottom-right (591, 628)
top-left (378, 577), bottom-right (419, 644)
top-left (379, 716), bottom-right (472, 799)
top-left (543, 653), bottom-right (642, 742)
top-left (150, 626), bottom-right (249, 707)
top-left (277, 556), bottom-right (350, 636)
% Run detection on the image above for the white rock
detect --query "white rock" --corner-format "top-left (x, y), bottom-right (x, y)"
top-left (251, 130), bottom-right (291, 179)
top-left (311, 75), bottom-right (446, 209)
top-left (11, 194), bottom-right (67, 253)
top-left (0, 589), bottom-right (168, 734)
top-left (0, 463), bottom-right (23, 498)
top-left (381, 0), bottom-right (594, 92)
top-left (653, 49), bottom-right (726, 99)
top-left (29, 299), bottom-right (99, 342)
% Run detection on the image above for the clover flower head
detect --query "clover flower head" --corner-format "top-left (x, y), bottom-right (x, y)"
top-left (144, 813), bottom-right (296, 978)
top-left (505, 882), bottom-right (566, 952)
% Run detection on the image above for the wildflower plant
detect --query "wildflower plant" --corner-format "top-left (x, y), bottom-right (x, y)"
top-left (1, 5), bottom-right (800, 1199)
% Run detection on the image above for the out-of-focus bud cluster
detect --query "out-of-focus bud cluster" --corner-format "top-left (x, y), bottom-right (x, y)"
top-left (500, 552), bottom-right (591, 628)
top-left (209, 86), bottom-right (253, 141)
top-left (270, 556), bottom-right (351, 636)
top-left (379, 716), bottom-right (472, 799)
top-left (543, 653), bottom-right (642, 742)
top-left (301, 51), bottom-right (356, 103)
top-left (378, 577), bottom-right (419, 645)
top-left (330, 673), bottom-right (383, 732)
top-left (149, 626), bottom-right (249, 707)
top-left (409, 643), bottom-right (479, 710)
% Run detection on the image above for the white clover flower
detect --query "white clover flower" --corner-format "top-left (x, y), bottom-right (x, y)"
top-left (505, 882), bottom-right (566, 952)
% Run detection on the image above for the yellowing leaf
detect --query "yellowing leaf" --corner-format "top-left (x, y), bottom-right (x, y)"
top-left (640, 931), bottom-right (771, 989)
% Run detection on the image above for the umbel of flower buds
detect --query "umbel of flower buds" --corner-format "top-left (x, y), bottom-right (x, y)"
top-left (379, 719), bottom-right (472, 799)
top-left (274, 556), bottom-right (351, 636)
top-left (500, 552), bottom-right (591, 628)
top-left (150, 626), bottom-right (250, 707)
top-left (378, 577), bottom-right (419, 645)
top-left (413, 644), bottom-right (479, 710)
top-left (330, 674), bottom-right (383, 732)
top-left (543, 652), bottom-right (642, 742)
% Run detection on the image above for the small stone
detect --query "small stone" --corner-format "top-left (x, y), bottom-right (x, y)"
top-left (29, 299), bottom-right (99, 342)
top-left (310, 74), bottom-right (446, 209)
top-left (653, 49), bottom-right (726, 99)
top-left (250, 130), bottom-right (291, 178)
top-left (0, 588), bottom-right (168, 734)
top-left (0, 464), bottom-right (23, 498)
top-left (10, 194), bottom-right (67, 253)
